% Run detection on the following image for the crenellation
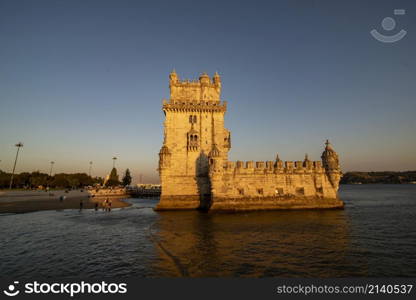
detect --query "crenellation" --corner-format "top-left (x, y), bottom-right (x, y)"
top-left (313, 161), bottom-right (323, 172)
top-left (285, 161), bottom-right (294, 173)
top-left (225, 161), bottom-right (235, 169)
top-left (246, 161), bottom-right (254, 169)
top-left (295, 161), bottom-right (303, 170)
top-left (256, 161), bottom-right (265, 169)
top-left (304, 160), bottom-right (313, 170)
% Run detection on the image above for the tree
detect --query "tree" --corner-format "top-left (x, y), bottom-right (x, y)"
top-left (51, 173), bottom-right (69, 188)
top-left (122, 169), bottom-right (132, 186)
top-left (105, 168), bottom-right (120, 187)
top-left (29, 171), bottom-right (49, 188)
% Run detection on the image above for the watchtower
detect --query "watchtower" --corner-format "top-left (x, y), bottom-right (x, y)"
top-left (157, 71), bottom-right (231, 210)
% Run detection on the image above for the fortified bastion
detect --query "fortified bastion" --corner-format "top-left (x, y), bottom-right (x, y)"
top-left (156, 71), bottom-right (343, 211)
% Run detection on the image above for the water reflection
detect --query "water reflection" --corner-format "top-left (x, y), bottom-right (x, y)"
top-left (2, 185), bottom-right (415, 278)
top-left (152, 209), bottom-right (367, 277)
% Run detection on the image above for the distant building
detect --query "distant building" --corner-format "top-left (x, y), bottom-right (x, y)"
top-left (156, 71), bottom-right (343, 211)
top-left (137, 184), bottom-right (161, 190)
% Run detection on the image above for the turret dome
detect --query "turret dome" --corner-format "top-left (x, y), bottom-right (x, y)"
top-left (199, 72), bottom-right (211, 84)
top-left (321, 140), bottom-right (337, 157)
top-left (321, 139), bottom-right (340, 171)
top-left (169, 69), bottom-right (178, 82)
top-left (159, 145), bottom-right (171, 155)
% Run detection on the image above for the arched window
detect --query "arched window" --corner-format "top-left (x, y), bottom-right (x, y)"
top-left (189, 115), bottom-right (197, 124)
top-left (187, 133), bottom-right (199, 151)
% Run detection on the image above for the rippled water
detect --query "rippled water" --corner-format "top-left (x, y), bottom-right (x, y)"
top-left (1, 185), bottom-right (415, 278)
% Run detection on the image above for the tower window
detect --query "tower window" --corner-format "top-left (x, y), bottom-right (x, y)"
top-left (296, 187), bottom-right (305, 195)
top-left (275, 188), bottom-right (284, 195)
top-left (189, 115), bottom-right (197, 124)
top-left (187, 132), bottom-right (199, 150)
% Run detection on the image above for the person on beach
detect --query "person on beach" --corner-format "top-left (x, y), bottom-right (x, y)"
top-left (108, 199), bottom-right (112, 212)
top-left (94, 202), bottom-right (99, 211)
top-left (103, 198), bottom-right (108, 211)
top-left (79, 199), bottom-right (83, 211)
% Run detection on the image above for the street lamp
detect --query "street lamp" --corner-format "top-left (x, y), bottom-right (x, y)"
top-left (112, 157), bottom-right (117, 169)
top-left (89, 161), bottom-right (93, 177)
top-left (9, 142), bottom-right (24, 189)
top-left (49, 161), bottom-right (55, 177)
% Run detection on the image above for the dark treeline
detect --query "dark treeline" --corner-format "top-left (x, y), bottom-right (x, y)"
top-left (0, 170), bottom-right (104, 189)
top-left (341, 171), bottom-right (416, 184)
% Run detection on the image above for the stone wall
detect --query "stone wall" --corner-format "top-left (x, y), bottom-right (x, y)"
top-left (208, 160), bottom-right (343, 211)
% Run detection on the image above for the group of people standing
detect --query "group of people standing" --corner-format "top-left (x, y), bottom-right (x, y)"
top-left (81, 197), bottom-right (112, 211)
top-left (59, 194), bottom-right (113, 212)
top-left (101, 198), bottom-right (112, 212)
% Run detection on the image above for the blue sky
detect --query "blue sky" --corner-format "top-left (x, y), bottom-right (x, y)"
top-left (0, 0), bottom-right (415, 183)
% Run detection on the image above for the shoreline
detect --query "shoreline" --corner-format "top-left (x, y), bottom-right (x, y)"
top-left (0, 190), bottom-right (131, 214)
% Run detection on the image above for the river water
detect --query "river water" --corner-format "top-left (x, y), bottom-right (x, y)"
top-left (1, 185), bottom-right (415, 278)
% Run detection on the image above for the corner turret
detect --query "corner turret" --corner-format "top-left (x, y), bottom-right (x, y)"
top-left (158, 145), bottom-right (171, 170)
top-left (199, 72), bottom-right (211, 85)
top-left (321, 140), bottom-right (341, 190)
top-left (321, 140), bottom-right (339, 171)
top-left (208, 144), bottom-right (222, 173)
top-left (213, 71), bottom-right (221, 84)
top-left (169, 69), bottom-right (178, 85)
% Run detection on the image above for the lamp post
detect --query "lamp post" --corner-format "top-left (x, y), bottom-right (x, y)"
top-left (49, 161), bottom-right (55, 177)
top-left (112, 157), bottom-right (117, 169)
top-left (9, 142), bottom-right (23, 189)
top-left (89, 161), bottom-right (93, 177)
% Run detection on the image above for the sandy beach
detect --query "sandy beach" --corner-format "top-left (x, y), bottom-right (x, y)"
top-left (0, 189), bottom-right (131, 213)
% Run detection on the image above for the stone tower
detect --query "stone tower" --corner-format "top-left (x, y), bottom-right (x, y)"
top-left (156, 71), bottom-right (231, 210)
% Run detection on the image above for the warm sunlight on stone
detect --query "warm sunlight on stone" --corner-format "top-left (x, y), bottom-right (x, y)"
top-left (156, 72), bottom-right (343, 211)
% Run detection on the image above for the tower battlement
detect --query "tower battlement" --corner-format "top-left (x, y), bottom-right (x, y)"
top-left (221, 160), bottom-right (324, 174)
top-left (169, 70), bottom-right (222, 102)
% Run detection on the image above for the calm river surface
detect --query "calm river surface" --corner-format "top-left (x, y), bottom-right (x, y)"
top-left (1, 185), bottom-right (415, 278)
